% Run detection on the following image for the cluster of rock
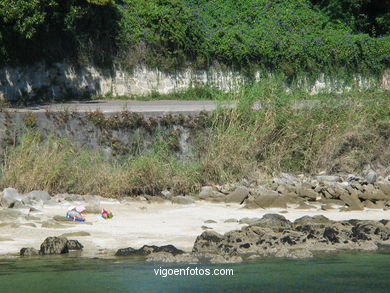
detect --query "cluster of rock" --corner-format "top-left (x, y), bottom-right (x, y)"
top-left (0, 188), bottom-right (104, 213)
top-left (112, 213), bottom-right (390, 264)
top-left (192, 214), bottom-right (390, 260)
top-left (192, 169), bottom-right (390, 211)
top-left (20, 236), bottom-right (83, 256)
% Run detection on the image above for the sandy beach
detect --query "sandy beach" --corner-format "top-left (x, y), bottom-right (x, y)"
top-left (1, 200), bottom-right (390, 257)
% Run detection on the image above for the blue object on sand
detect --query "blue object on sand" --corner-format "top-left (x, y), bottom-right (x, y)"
top-left (65, 215), bottom-right (85, 222)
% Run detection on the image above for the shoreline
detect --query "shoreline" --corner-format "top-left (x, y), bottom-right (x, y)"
top-left (1, 200), bottom-right (390, 259)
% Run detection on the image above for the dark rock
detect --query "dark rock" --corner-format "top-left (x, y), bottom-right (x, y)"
top-left (323, 227), bottom-right (339, 243)
top-left (115, 244), bottom-right (184, 256)
top-left (40, 237), bottom-right (69, 255)
top-left (20, 247), bottom-right (39, 256)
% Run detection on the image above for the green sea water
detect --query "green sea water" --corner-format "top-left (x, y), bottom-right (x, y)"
top-left (0, 252), bottom-right (389, 293)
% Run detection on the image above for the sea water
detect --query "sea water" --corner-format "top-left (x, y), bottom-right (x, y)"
top-left (0, 252), bottom-right (389, 293)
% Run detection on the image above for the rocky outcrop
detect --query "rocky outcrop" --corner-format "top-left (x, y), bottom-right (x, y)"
top-left (40, 237), bottom-right (69, 255)
top-left (39, 237), bottom-right (84, 255)
top-left (115, 244), bottom-right (184, 257)
top-left (20, 247), bottom-right (39, 256)
top-left (194, 169), bottom-right (390, 210)
top-left (192, 214), bottom-right (390, 259)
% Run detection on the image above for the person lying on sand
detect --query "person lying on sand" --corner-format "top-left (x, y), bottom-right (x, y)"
top-left (66, 206), bottom-right (86, 221)
top-left (101, 208), bottom-right (113, 219)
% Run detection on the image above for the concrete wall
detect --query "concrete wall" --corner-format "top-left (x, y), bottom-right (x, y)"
top-left (0, 63), bottom-right (388, 100)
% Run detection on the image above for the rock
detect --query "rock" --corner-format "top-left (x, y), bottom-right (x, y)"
top-left (252, 214), bottom-right (292, 229)
top-left (360, 185), bottom-right (389, 200)
top-left (239, 218), bottom-right (261, 225)
top-left (198, 186), bottom-right (213, 199)
top-left (1, 188), bottom-right (23, 208)
top-left (201, 225), bottom-right (212, 230)
top-left (365, 170), bottom-right (377, 184)
top-left (115, 247), bottom-right (136, 256)
top-left (20, 247), bottom-right (39, 256)
top-left (316, 176), bottom-right (340, 183)
top-left (115, 245), bottom-right (184, 256)
top-left (225, 186), bottom-right (249, 203)
top-left (204, 220), bottom-right (217, 224)
top-left (25, 190), bottom-right (51, 203)
top-left (66, 240), bottom-right (84, 250)
top-left (224, 218), bottom-right (238, 223)
top-left (60, 231), bottom-right (91, 237)
top-left (295, 184), bottom-right (319, 200)
top-left (171, 196), bottom-right (195, 205)
top-left (377, 183), bottom-right (390, 196)
top-left (340, 193), bottom-right (363, 210)
top-left (294, 215), bottom-right (333, 226)
top-left (364, 200), bottom-right (384, 209)
top-left (192, 231), bottom-right (224, 254)
top-left (245, 193), bottom-right (296, 209)
top-left (146, 252), bottom-right (199, 264)
top-left (40, 237), bottom-right (69, 255)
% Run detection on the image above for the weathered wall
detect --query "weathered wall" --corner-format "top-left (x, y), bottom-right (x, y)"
top-left (0, 63), bottom-right (388, 100)
top-left (0, 110), bottom-right (210, 160)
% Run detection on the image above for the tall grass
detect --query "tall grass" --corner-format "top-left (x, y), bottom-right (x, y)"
top-left (1, 84), bottom-right (389, 197)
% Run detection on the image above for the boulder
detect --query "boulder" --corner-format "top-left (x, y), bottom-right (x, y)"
top-left (340, 193), bottom-right (364, 210)
top-left (377, 183), bottom-right (390, 196)
top-left (115, 245), bottom-right (184, 256)
top-left (365, 170), bottom-right (377, 184)
top-left (225, 186), bottom-right (249, 203)
top-left (245, 194), bottom-right (296, 209)
top-left (1, 188), bottom-right (23, 208)
top-left (295, 184), bottom-right (319, 200)
top-left (25, 190), bottom-right (51, 203)
top-left (171, 196), bottom-right (195, 205)
top-left (192, 231), bottom-right (224, 254)
top-left (40, 237), bottom-right (69, 255)
top-left (20, 247), bottom-right (39, 256)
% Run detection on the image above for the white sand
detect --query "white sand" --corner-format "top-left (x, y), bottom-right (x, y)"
top-left (1, 200), bottom-right (390, 256)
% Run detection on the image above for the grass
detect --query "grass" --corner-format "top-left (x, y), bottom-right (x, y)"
top-left (1, 83), bottom-right (389, 197)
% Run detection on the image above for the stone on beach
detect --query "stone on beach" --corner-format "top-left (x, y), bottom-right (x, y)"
top-left (115, 244), bottom-right (184, 257)
top-left (1, 188), bottom-right (23, 208)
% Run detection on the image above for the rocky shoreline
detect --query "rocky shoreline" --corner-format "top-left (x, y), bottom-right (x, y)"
top-left (1, 168), bottom-right (390, 263)
top-left (18, 213), bottom-right (390, 264)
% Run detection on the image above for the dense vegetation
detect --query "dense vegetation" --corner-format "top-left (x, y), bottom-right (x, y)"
top-left (1, 86), bottom-right (389, 196)
top-left (0, 0), bottom-right (389, 77)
